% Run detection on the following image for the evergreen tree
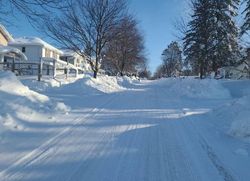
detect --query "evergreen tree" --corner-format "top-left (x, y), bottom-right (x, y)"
top-left (209, 0), bottom-right (240, 71)
top-left (241, 0), bottom-right (250, 35)
top-left (183, 0), bottom-right (212, 78)
top-left (183, 0), bottom-right (239, 78)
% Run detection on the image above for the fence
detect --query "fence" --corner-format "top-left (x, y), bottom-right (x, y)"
top-left (0, 59), bottom-right (81, 81)
top-left (0, 62), bottom-right (42, 81)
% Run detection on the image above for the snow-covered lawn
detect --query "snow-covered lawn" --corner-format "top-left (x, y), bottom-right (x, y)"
top-left (0, 71), bottom-right (250, 181)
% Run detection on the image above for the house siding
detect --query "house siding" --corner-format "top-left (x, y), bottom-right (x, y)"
top-left (9, 45), bottom-right (43, 62)
top-left (0, 32), bottom-right (8, 46)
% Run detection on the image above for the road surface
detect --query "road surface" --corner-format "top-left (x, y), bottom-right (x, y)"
top-left (0, 79), bottom-right (248, 181)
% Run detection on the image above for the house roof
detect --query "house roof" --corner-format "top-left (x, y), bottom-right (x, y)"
top-left (0, 24), bottom-right (14, 42)
top-left (8, 37), bottom-right (63, 54)
top-left (237, 62), bottom-right (249, 69)
top-left (61, 49), bottom-right (87, 58)
top-left (61, 49), bottom-right (78, 57)
top-left (0, 45), bottom-right (27, 61)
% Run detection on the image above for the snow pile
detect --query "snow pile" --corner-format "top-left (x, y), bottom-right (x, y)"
top-left (117, 76), bottom-right (140, 88)
top-left (86, 75), bottom-right (125, 93)
top-left (0, 71), bottom-right (49, 103)
top-left (219, 80), bottom-right (250, 141)
top-left (167, 78), bottom-right (231, 99)
top-left (20, 74), bottom-right (87, 92)
top-left (21, 75), bottom-right (141, 95)
top-left (21, 77), bottom-right (69, 92)
top-left (0, 71), bottom-right (69, 132)
top-left (228, 96), bottom-right (250, 140)
top-left (58, 74), bottom-right (125, 95)
top-left (208, 80), bottom-right (250, 142)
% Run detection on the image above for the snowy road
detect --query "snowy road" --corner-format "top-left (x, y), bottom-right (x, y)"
top-left (1, 79), bottom-right (249, 181)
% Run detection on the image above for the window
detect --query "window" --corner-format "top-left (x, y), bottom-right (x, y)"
top-left (22, 47), bottom-right (26, 53)
top-left (53, 51), bottom-right (57, 59)
top-left (45, 49), bottom-right (50, 57)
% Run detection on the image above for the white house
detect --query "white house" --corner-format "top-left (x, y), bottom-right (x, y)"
top-left (60, 49), bottom-right (91, 72)
top-left (216, 62), bottom-right (250, 79)
top-left (8, 37), bottom-right (63, 62)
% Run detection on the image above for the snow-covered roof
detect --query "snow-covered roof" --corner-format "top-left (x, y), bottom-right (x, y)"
top-left (0, 45), bottom-right (27, 61)
top-left (61, 49), bottom-right (87, 58)
top-left (9, 37), bottom-right (63, 54)
top-left (61, 49), bottom-right (78, 57)
top-left (237, 62), bottom-right (249, 70)
top-left (0, 24), bottom-right (14, 42)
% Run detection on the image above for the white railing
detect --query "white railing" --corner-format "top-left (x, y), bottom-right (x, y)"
top-left (41, 57), bottom-right (79, 78)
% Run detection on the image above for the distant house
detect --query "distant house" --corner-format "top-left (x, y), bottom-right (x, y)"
top-left (8, 37), bottom-right (63, 62)
top-left (0, 25), bottom-right (27, 63)
top-left (216, 62), bottom-right (249, 79)
top-left (60, 49), bottom-right (91, 71)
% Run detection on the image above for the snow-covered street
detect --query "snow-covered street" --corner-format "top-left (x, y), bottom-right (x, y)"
top-left (1, 75), bottom-right (250, 181)
top-left (2, 0), bottom-right (250, 180)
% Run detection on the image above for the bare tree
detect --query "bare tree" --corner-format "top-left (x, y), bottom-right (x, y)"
top-left (0, 0), bottom-right (65, 24)
top-left (137, 58), bottom-right (151, 79)
top-left (102, 15), bottom-right (146, 76)
top-left (153, 65), bottom-right (167, 79)
top-left (173, 17), bottom-right (188, 41)
top-left (40, 0), bottom-right (127, 78)
top-left (161, 41), bottom-right (182, 77)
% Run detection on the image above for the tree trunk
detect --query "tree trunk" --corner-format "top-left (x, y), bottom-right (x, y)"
top-left (93, 70), bottom-right (98, 78)
top-left (93, 55), bottom-right (99, 79)
top-left (200, 61), bottom-right (204, 79)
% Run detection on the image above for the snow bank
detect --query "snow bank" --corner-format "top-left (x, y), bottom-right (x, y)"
top-left (20, 74), bottom-right (86, 92)
top-left (0, 71), bottom-right (49, 103)
top-left (57, 74), bottom-right (125, 95)
top-left (21, 77), bottom-right (66, 92)
top-left (228, 96), bottom-right (250, 141)
top-left (207, 80), bottom-right (250, 142)
top-left (221, 80), bottom-right (250, 98)
top-left (0, 71), bottom-right (69, 133)
top-left (86, 75), bottom-right (125, 93)
top-left (220, 80), bottom-right (250, 141)
top-left (117, 76), bottom-right (140, 88)
top-left (21, 74), bottom-right (141, 95)
top-left (166, 78), bottom-right (231, 99)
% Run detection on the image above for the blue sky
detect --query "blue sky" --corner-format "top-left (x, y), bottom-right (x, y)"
top-left (5, 0), bottom-right (188, 73)
top-left (129, 0), bottom-right (188, 72)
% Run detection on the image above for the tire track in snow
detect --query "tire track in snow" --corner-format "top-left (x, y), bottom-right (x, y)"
top-left (110, 92), bottom-right (145, 181)
top-left (183, 115), bottom-right (238, 181)
top-left (112, 123), bottom-right (140, 181)
top-left (153, 86), bottom-right (202, 181)
top-left (0, 94), bottom-right (119, 181)
top-left (65, 123), bottom-right (120, 181)
top-left (199, 136), bottom-right (237, 181)
top-left (68, 92), bottom-right (143, 181)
